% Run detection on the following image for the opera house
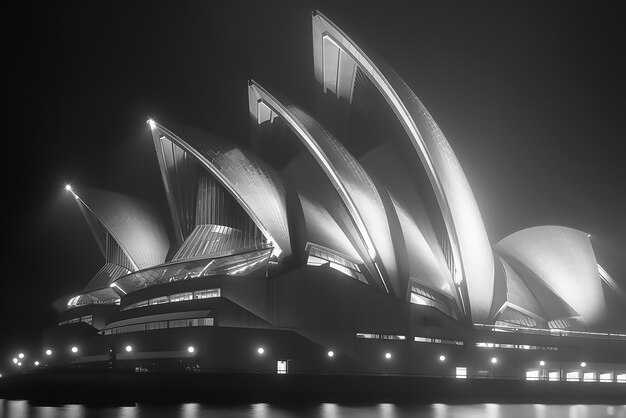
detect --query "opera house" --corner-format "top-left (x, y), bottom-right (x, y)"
top-left (44, 12), bottom-right (626, 383)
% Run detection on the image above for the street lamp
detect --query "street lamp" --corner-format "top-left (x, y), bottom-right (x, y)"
top-left (581, 362), bottom-right (587, 368)
top-left (385, 352), bottom-right (392, 359)
top-left (539, 360), bottom-right (546, 380)
top-left (187, 346), bottom-right (195, 353)
top-left (327, 350), bottom-right (334, 358)
top-left (34, 361), bottom-right (40, 366)
top-left (257, 347), bottom-right (265, 355)
top-left (18, 353), bottom-right (24, 359)
top-left (12, 358), bottom-right (17, 364)
top-left (71, 346), bottom-right (78, 354)
top-left (438, 355), bottom-right (446, 377)
top-left (491, 357), bottom-right (498, 379)
top-left (45, 349), bottom-right (52, 356)
top-left (125, 345), bottom-right (133, 353)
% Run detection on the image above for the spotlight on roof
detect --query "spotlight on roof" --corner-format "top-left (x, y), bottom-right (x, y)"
top-left (147, 119), bottom-right (156, 130)
top-left (12, 358), bottom-right (17, 364)
top-left (17, 362), bottom-right (21, 367)
top-left (34, 361), bottom-right (40, 366)
top-left (18, 353), bottom-right (24, 359)
top-left (587, 233), bottom-right (591, 238)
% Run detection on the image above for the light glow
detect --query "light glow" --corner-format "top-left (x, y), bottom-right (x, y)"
top-left (125, 345), bottom-right (132, 353)
top-left (581, 362), bottom-right (586, 368)
top-left (65, 184), bottom-right (72, 191)
top-left (18, 353), bottom-right (24, 359)
top-left (17, 362), bottom-right (21, 367)
top-left (45, 349), bottom-right (52, 356)
top-left (187, 346), bottom-right (195, 353)
top-left (34, 361), bottom-right (39, 366)
top-left (491, 357), bottom-right (498, 364)
top-left (12, 358), bottom-right (17, 364)
top-left (385, 352), bottom-right (392, 359)
top-left (539, 360), bottom-right (545, 366)
top-left (147, 119), bottom-right (156, 130)
top-left (257, 347), bottom-right (265, 355)
top-left (71, 346), bottom-right (78, 354)
top-left (327, 350), bottom-right (334, 358)
top-left (439, 355), bottom-right (446, 362)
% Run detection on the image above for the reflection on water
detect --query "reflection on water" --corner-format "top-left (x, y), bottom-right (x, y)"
top-left (1, 400), bottom-right (625, 418)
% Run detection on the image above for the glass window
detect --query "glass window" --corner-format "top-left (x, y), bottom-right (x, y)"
top-left (583, 372), bottom-right (596, 382)
top-left (599, 373), bottom-right (613, 382)
top-left (526, 370), bottom-right (539, 381)
top-left (566, 371), bottom-right (580, 382)
top-left (194, 288), bottom-right (221, 299)
top-left (149, 296), bottom-right (169, 306)
top-left (170, 292), bottom-right (193, 303)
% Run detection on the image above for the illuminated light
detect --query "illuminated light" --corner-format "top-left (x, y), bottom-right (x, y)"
top-left (327, 350), bottom-right (334, 358)
top-left (539, 360), bottom-right (545, 366)
top-left (187, 346), bottom-right (195, 353)
top-left (65, 184), bottom-right (72, 191)
top-left (587, 234), bottom-right (591, 238)
top-left (257, 347), bottom-right (265, 355)
top-left (18, 353), bottom-right (24, 359)
top-left (0, 374), bottom-right (2, 378)
top-left (491, 357), bottom-right (498, 364)
top-left (12, 358), bottom-right (17, 364)
top-left (147, 119), bottom-right (157, 130)
top-left (34, 361), bottom-right (39, 366)
top-left (110, 282), bottom-right (127, 295)
top-left (45, 349), bottom-right (52, 356)
top-left (439, 355), bottom-right (446, 362)
top-left (17, 362), bottom-right (21, 367)
top-left (71, 346), bottom-right (78, 354)
top-left (385, 352), bottom-right (392, 360)
top-left (125, 345), bottom-right (132, 353)
top-left (581, 362), bottom-right (586, 368)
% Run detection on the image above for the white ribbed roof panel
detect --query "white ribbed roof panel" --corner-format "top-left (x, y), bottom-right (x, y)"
top-left (495, 226), bottom-right (607, 325)
top-left (150, 122), bottom-right (291, 260)
top-left (312, 12), bottom-right (494, 322)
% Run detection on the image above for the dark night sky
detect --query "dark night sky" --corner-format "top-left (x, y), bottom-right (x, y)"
top-left (1, 1), bottom-right (624, 363)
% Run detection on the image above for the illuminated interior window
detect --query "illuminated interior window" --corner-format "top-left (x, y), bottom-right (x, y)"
top-left (456, 367), bottom-right (467, 379)
top-left (306, 245), bottom-right (364, 282)
top-left (616, 373), bottom-right (626, 383)
top-left (415, 336), bottom-right (464, 346)
top-left (410, 284), bottom-right (452, 317)
top-left (566, 371), bottom-right (580, 382)
top-left (526, 370), bottom-right (539, 381)
top-left (548, 371), bottom-right (560, 381)
top-left (583, 372), bottom-right (596, 382)
top-left (599, 372), bottom-right (613, 382)
top-left (356, 333), bottom-right (405, 340)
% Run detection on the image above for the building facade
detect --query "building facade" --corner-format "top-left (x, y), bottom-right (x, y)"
top-left (44, 12), bottom-right (626, 382)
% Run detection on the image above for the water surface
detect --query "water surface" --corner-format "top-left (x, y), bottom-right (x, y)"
top-left (1, 400), bottom-right (625, 418)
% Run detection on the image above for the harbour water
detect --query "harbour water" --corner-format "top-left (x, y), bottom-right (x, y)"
top-left (1, 400), bottom-right (625, 418)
